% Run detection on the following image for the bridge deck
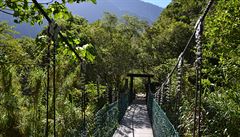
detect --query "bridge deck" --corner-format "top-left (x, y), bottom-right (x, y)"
top-left (113, 96), bottom-right (153, 137)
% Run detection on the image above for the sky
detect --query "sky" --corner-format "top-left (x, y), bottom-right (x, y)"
top-left (142, 0), bottom-right (172, 8)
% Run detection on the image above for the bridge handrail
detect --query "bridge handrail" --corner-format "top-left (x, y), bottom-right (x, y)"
top-left (94, 101), bottom-right (119, 137)
top-left (154, 1), bottom-right (214, 136)
top-left (148, 92), bottom-right (179, 137)
top-left (118, 91), bottom-right (129, 121)
top-left (93, 91), bottom-right (129, 137)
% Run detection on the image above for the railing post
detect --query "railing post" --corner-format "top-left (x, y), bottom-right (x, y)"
top-left (146, 76), bottom-right (151, 103)
top-left (129, 76), bottom-right (134, 104)
top-left (124, 79), bottom-right (129, 90)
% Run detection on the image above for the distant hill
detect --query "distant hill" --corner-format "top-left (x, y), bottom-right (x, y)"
top-left (0, 0), bottom-right (163, 37)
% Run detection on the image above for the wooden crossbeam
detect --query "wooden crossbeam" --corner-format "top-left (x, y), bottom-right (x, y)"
top-left (127, 73), bottom-right (154, 78)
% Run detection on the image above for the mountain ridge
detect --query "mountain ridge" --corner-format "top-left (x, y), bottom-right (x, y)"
top-left (0, 0), bottom-right (163, 37)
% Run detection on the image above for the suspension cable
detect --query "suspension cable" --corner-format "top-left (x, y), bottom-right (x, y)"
top-left (80, 62), bottom-right (87, 136)
top-left (193, 1), bottom-right (214, 137)
top-left (0, 9), bottom-right (14, 15)
top-left (156, 0), bottom-right (214, 137)
top-left (47, 19), bottom-right (60, 137)
top-left (30, 1), bottom-right (85, 136)
top-left (45, 38), bottom-right (51, 137)
top-left (159, 0), bottom-right (214, 92)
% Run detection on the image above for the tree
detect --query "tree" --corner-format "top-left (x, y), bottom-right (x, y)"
top-left (0, 0), bottom-right (96, 24)
top-left (202, 0), bottom-right (240, 136)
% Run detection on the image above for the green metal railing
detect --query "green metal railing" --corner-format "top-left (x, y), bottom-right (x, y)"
top-left (148, 93), bottom-right (179, 137)
top-left (94, 102), bottom-right (119, 137)
top-left (118, 91), bottom-right (129, 121)
top-left (93, 91), bottom-right (129, 137)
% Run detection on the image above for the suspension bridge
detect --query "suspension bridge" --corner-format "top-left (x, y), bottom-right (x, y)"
top-left (0, 0), bottom-right (214, 137)
top-left (86, 1), bottom-right (213, 136)
top-left (93, 72), bottom-right (179, 137)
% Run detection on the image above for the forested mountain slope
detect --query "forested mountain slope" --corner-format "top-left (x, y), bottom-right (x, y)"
top-left (0, 0), bottom-right (239, 136)
top-left (0, 0), bottom-right (162, 37)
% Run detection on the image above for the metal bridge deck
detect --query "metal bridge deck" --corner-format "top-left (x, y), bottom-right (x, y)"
top-left (113, 95), bottom-right (153, 137)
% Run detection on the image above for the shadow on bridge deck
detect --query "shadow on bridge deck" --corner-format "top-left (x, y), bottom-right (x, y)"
top-left (113, 94), bottom-right (153, 137)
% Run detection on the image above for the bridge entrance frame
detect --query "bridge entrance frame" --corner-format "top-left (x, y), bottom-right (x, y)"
top-left (127, 73), bottom-right (154, 104)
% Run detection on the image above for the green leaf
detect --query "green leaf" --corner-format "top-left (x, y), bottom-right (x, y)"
top-left (90, 0), bottom-right (96, 4)
top-left (73, 39), bottom-right (81, 45)
top-left (76, 43), bottom-right (96, 63)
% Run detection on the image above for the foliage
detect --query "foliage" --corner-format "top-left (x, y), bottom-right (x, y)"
top-left (0, 11), bottom-right (147, 136)
top-left (144, 0), bottom-right (240, 136)
top-left (94, 102), bottom-right (119, 137)
top-left (202, 0), bottom-right (240, 136)
top-left (149, 0), bottom-right (240, 136)
top-left (87, 13), bottom-right (148, 90)
top-left (0, 0), bottom-right (96, 24)
top-left (0, 20), bottom-right (104, 136)
top-left (0, 0), bottom-right (240, 136)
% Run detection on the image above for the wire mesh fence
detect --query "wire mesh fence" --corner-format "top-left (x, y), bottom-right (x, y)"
top-left (148, 93), bottom-right (179, 137)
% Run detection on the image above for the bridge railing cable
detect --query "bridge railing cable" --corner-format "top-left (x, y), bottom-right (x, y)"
top-left (154, 0), bottom-right (214, 136)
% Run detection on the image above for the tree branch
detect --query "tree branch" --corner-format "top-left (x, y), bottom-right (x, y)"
top-left (28, 0), bottom-right (55, 5)
top-left (0, 9), bottom-right (14, 16)
top-left (31, 0), bottom-right (83, 62)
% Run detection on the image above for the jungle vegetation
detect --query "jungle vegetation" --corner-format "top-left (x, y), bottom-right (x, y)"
top-left (0, 0), bottom-right (239, 136)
